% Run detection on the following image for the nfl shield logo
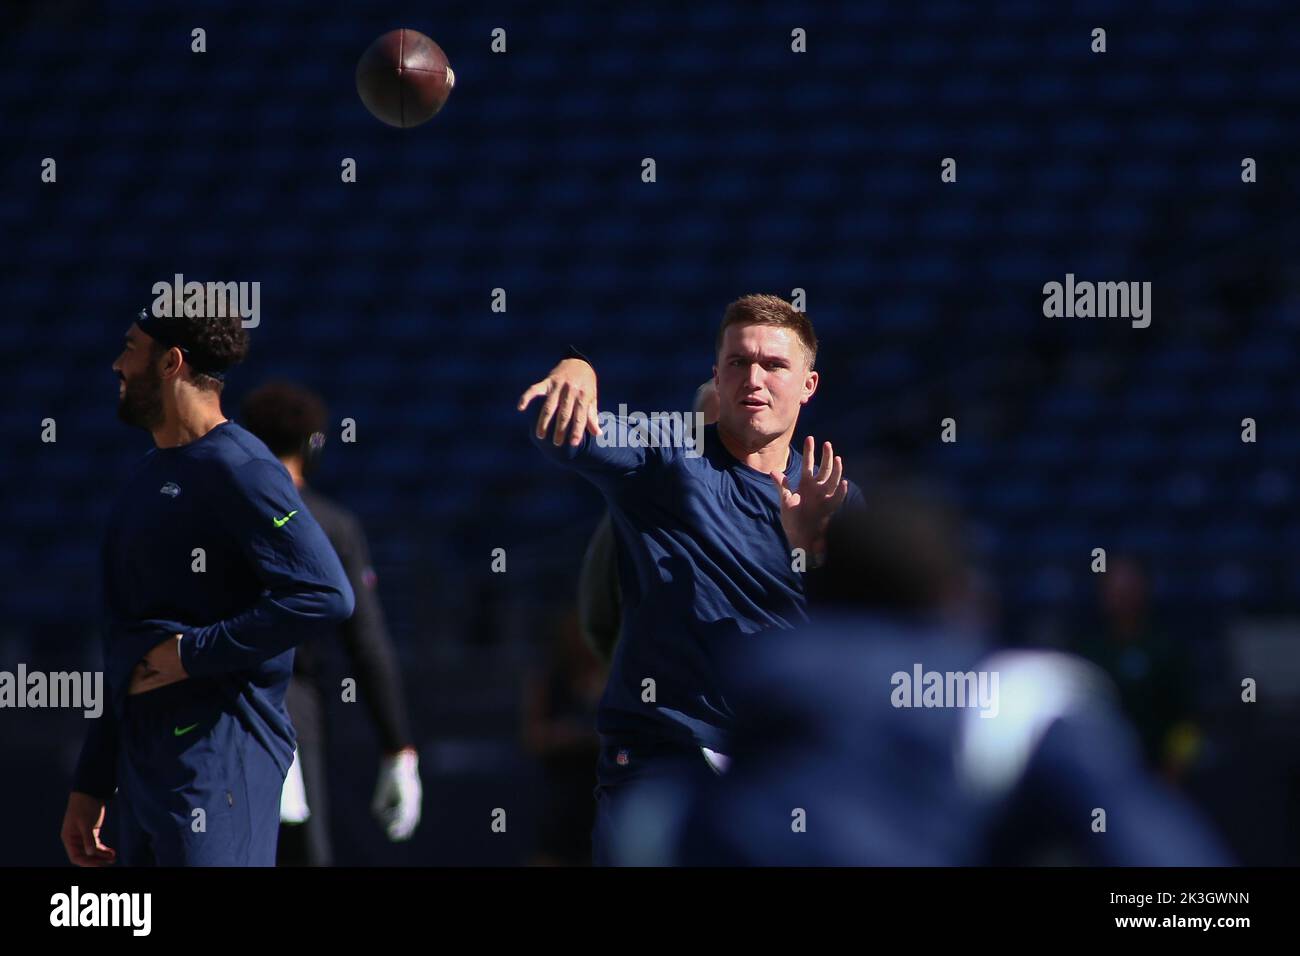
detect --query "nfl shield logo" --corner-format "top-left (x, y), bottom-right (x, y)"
top-left (615, 748), bottom-right (629, 767)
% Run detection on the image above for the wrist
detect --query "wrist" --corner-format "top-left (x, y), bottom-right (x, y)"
top-left (384, 747), bottom-right (419, 769)
top-left (176, 629), bottom-right (199, 677)
top-left (563, 344), bottom-right (591, 365)
top-left (556, 357), bottom-right (595, 382)
top-left (791, 537), bottom-right (826, 569)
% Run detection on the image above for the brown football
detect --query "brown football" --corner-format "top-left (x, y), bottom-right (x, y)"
top-left (356, 29), bottom-right (454, 128)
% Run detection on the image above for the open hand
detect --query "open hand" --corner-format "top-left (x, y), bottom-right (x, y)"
top-left (61, 792), bottom-right (116, 867)
top-left (517, 358), bottom-right (601, 447)
top-left (771, 436), bottom-right (849, 562)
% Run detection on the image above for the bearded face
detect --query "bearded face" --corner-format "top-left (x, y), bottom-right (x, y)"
top-left (116, 348), bottom-right (165, 430)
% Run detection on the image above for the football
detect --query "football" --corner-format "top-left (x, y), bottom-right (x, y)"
top-left (355, 28), bottom-right (455, 128)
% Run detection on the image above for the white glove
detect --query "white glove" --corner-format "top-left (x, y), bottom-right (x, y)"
top-left (371, 748), bottom-right (422, 841)
top-left (701, 746), bottom-right (731, 775)
top-left (280, 747), bottom-right (311, 824)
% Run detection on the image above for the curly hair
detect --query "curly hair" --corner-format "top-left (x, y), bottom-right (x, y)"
top-left (148, 311), bottom-right (250, 392)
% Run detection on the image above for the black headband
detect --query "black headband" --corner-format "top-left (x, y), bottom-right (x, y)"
top-left (134, 308), bottom-right (228, 381)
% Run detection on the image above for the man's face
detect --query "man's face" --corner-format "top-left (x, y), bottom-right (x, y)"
top-left (112, 325), bottom-right (165, 430)
top-left (713, 323), bottom-right (817, 443)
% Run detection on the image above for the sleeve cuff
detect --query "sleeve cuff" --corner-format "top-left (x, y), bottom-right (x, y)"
top-left (177, 627), bottom-right (204, 678)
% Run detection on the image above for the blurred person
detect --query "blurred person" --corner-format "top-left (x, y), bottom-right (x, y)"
top-left (240, 381), bottom-right (421, 866)
top-left (521, 610), bottom-right (606, 865)
top-left (608, 485), bottom-right (1231, 866)
top-left (577, 380), bottom-right (719, 663)
top-left (1073, 556), bottom-right (1198, 782)
top-left (61, 308), bottom-right (354, 867)
top-left (518, 294), bottom-right (863, 865)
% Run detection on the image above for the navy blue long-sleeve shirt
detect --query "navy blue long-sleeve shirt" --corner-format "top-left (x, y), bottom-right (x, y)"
top-left (72, 420), bottom-right (355, 799)
top-left (637, 613), bottom-right (1231, 866)
top-left (531, 416), bottom-right (862, 754)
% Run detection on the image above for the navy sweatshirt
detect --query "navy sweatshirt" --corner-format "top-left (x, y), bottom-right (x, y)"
top-left (624, 612), bottom-right (1231, 866)
top-left (531, 416), bottom-right (863, 754)
top-left (72, 420), bottom-right (355, 799)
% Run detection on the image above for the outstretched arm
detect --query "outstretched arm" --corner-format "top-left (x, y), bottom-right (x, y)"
top-left (518, 351), bottom-right (662, 491)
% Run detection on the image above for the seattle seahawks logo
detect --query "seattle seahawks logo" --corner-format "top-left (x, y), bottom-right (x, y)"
top-left (159, 482), bottom-right (181, 497)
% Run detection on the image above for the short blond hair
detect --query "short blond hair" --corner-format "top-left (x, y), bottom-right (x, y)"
top-left (715, 294), bottom-right (818, 370)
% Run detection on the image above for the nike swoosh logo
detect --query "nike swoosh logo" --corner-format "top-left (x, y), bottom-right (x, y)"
top-left (174, 723), bottom-right (200, 737)
top-left (272, 510), bottom-right (299, 528)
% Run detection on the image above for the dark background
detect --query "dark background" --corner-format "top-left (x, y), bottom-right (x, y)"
top-left (1, 0), bottom-right (1297, 864)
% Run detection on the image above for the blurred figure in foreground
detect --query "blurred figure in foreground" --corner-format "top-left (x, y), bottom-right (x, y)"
top-left (609, 484), bottom-right (1231, 865)
top-left (241, 381), bottom-right (422, 866)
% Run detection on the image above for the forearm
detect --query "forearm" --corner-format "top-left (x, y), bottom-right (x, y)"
top-left (175, 455), bottom-right (355, 678)
top-left (180, 581), bottom-right (355, 678)
top-left (344, 606), bottom-right (414, 751)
